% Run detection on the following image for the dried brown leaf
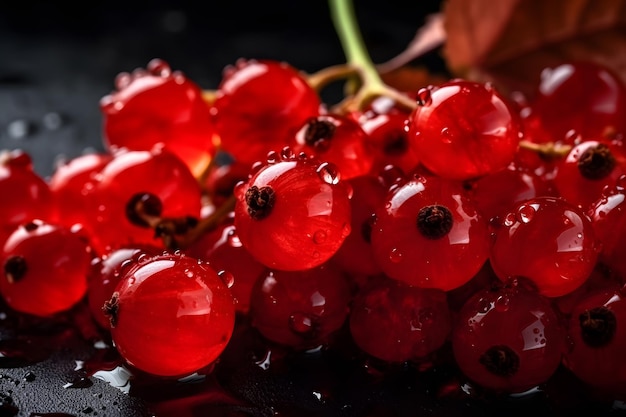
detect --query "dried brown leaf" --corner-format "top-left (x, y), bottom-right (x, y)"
top-left (442, 0), bottom-right (626, 97)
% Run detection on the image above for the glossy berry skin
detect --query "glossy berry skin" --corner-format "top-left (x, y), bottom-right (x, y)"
top-left (489, 196), bottom-right (599, 298)
top-left (212, 59), bottom-right (321, 166)
top-left (48, 152), bottom-right (113, 231)
top-left (349, 274), bottom-right (451, 362)
top-left (331, 174), bottom-right (386, 278)
top-left (552, 139), bottom-right (625, 211)
top-left (563, 284), bottom-right (626, 396)
top-left (289, 113), bottom-right (375, 180)
top-left (248, 263), bottom-right (351, 349)
top-left (87, 244), bottom-right (163, 329)
top-left (100, 58), bottom-right (218, 177)
top-left (587, 182), bottom-right (626, 280)
top-left (525, 61), bottom-right (626, 143)
top-left (0, 150), bottom-right (56, 243)
top-left (234, 149), bottom-right (352, 271)
top-left (407, 80), bottom-right (522, 181)
top-left (184, 214), bottom-right (266, 314)
top-left (106, 252), bottom-right (236, 377)
top-left (452, 278), bottom-right (566, 394)
top-left (0, 220), bottom-right (92, 317)
top-left (87, 145), bottom-right (203, 255)
top-left (470, 163), bottom-right (554, 223)
top-left (370, 175), bottom-right (490, 291)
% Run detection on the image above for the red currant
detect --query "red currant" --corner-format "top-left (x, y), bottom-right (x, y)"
top-left (100, 58), bottom-right (218, 177)
top-left (349, 274), bottom-right (451, 362)
top-left (1, 220), bottom-right (92, 316)
top-left (370, 174), bottom-right (490, 291)
top-left (234, 148), bottom-right (352, 271)
top-left (489, 196), bottom-right (599, 297)
top-left (104, 252), bottom-right (235, 377)
top-left (452, 278), bottom-right (566, 393)
top-left (407, 80), bottom-right (522, 180)
top-left (248, 262), bottom-right (351, 349)
top-left (212, 59), bottom-right (321, 166)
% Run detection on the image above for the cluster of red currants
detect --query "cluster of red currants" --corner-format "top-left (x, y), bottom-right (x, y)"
top-left (2, 56), bottom-right (626, 408)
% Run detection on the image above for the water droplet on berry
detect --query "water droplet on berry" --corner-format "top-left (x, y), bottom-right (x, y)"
top-left (147, 58), bottom-right (172, 77)
top-left (227, 229), bottom-right (242, 247)
top-left (440, 127), bottom-right (452, 143)
top-left (266, 151), bottom-right (279, 164)
top-left (313, 230), bottom-right (327, 244)
top-left (184, 269), bottom-right (194, 278)
top-left (289, 312), bottom-right (317, 337)
top-left (417, 87), bottom-right (432, 106)
top-left (280, 146), bottom-right (294, 160)
top-left (516, 204), bottom-right (535, 224)
top-left (389, 248), bottom-right (402, 263)
top-left (114, 72), bottom-right (132, 90)
top-left (494, 295), bottom-right (510, 311)
top-left (503, 212), bottom-right (516, 227)
top-left (218, 270), bottom-right (235, 288)
top-left (476, 297), bottom-right (491, 313)
top-left (316, 162), bottom-right (340, 184)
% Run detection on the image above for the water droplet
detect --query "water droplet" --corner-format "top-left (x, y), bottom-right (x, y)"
top-left (7, 118), bottom-right (36, 140)
top-left (316, 162), bottom-right (340, 184)
top-left (280, 146), bottom-right (294, 160)
top-left (266, 150), bottom-right (279, 164)
top-left (114, 72), bottom-right (132, 90)
top-left (476, 297), bottom-right (491, 313)
top-left (494, 295), bottom-right (510, 311)
top-left (289, 312), bottom-right (318, 337)
top-left (312, 230), bottom-right (327, 244)
top-left (184, 269), bottom-right (194, 278)
top-left (440, 127), bottom-right (452, 143)
top-left (227, 229), bottom-right (242, 247)
top-left (389, 247), bottom-right (402, 263)
top-left (417, 87), bottom-right (432, 106)
top-left (516, 204), bottom-right (535, 224)
top-left (42, 112), bottom-right (65, 130)
top-left (503, 212), bottom-right (516, 227)
top-left (218, 270), bottom-right (235, 288)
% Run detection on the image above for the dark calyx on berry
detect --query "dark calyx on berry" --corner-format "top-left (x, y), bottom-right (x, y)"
top-left (3, 255), bottom-right (27, 283)
top-left (383, 134), bottom-right (408, 156)
top-left (479, 345), bottom-right (520, 377)
top-left (304, 118), bottom-right (336, 150)
top-left (102, 292), bottom-right (120, 328)
top-left (126, 192), bottom-right (163, 227)
top-left (245, 185), bottom-right (276, 220)
top-left (577, 143), bottom-right (616, 180)
top-left (417, 205), bottom-right (453, 239)
top-left (579, 306), bottom-right (616, 347)
top-left (23, 221), bottom-right (39, 232)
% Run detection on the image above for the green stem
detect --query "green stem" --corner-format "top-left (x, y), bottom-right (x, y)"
top-left (327, 0), bottom-right (417, 112)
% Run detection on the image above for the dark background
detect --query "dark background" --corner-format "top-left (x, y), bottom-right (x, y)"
top-left (0, 0), bottom-right (444, 178)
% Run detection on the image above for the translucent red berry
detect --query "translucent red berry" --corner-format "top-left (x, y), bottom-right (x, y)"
top-left (212, 59), bottom-right (321, 165)
top-left (349, 274), bottom-right (451, 362)
top-left (489, 196), bottom-right (599, 297)
top-left (452, 278), bottom-right (566, 393)
top-left (248, 262), bottom-right (351, 349)
top-left (370, 175), bottom-right (490, 291)
top-left (104, 252), bottom-right (235, 377)
top-left (234, 149), bottom-right (352, 271)
top-left (100, 58), bottom-right (218, 177)
top-left (1, 220), bottom-right (92, 316)
top-left (407, 80), bottom-right (522, 180)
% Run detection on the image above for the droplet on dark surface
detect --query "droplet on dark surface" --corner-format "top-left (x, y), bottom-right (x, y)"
top-left (6, 118), bottom-right (37, 140)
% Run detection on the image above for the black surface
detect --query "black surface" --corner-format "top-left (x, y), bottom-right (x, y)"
top-left (0, 0), bottom-right (444, 178)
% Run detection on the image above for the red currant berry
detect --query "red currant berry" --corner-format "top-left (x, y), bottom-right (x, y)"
top-left (452, 278), bottom-right (567, 393)
top-left (587, 181), bottom-right (626, 280)
top-left (552, 139), bottom-right (626, 210)
top-left (349, 274), bottom-right (451, 362)
top-left (407, 80), bottom-right (522, 180)
top-left (234, 149), bottom-right (352, 271)
top-left (104, 252), bottom-right (235, 377)
top-left (371, 175), bottom-right (490, 291)
top-left (100, 58), bottom-right (218, 177)
top-left (248, 262), bottom-right (351, 349)
top-left (331, 174), bottom-right (387, 278)
top-left (563, 284), bottom-right (626, 397)
top-left (289, 113), bottom-right (375, 180)
top-left (489, 196), bottom-right (599, 297)
top-left (0, 150), bottom-right (56, 243)
top-left (1, 220), bottom-right (93, 316)
top-left (212, 59), bottom-right (321, 165)
top-left (184, 214), bottom-right (266, 314)
top-left (87, 244), bottom-right (163, 329)
top-left (525, 61), bottom-right (626, 143)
